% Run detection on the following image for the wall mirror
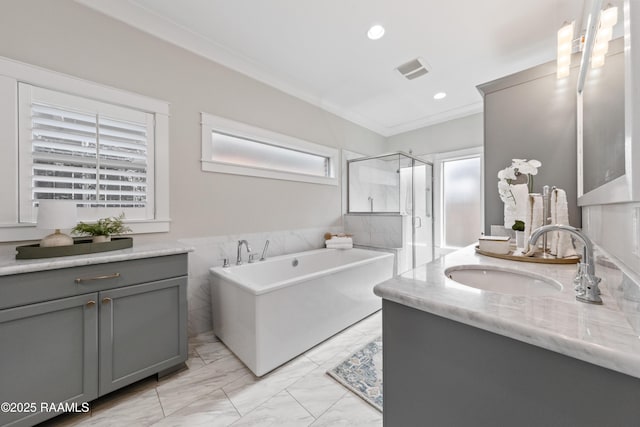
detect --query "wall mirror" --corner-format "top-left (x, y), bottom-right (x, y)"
top-left (577, 0), bottom-right (640, 205)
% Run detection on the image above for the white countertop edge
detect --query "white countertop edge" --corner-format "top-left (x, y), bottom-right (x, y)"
top-left (0, 243), bottom-right (194, 276)
top-left (374, 283), bottom-right (640, 379)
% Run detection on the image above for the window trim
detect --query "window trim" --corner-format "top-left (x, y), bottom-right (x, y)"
top-left (0, 55), bottom-right (171, 242)
top-left (201, 112), bottom-right (338, 186)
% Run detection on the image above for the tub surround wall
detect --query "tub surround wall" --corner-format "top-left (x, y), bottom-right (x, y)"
top-left (344, 214), bottom-right (404, 249)
top-left (179, 226), bottom-right (342, 336)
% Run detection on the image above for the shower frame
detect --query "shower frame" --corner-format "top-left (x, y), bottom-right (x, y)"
top-left (346, 151), bottom-right (434, 268)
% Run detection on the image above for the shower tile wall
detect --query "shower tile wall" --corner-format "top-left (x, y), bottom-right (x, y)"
top-left (179, 226), bottom-right (342, 336)
top-left (349, 160), bottom-right (400, 212)
top-left (344, 214), bottom-right (404, 248)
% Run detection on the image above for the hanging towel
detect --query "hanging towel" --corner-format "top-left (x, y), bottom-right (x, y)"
top-left (504, 183), bottom-right (529, 228)
top-left (549, 189), bottom-right (578, 258)
top-left (524, 193), bottom-right (544, 253)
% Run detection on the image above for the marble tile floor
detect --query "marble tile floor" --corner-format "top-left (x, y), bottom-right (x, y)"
top-left (41, 311), bottom-right (383, 427)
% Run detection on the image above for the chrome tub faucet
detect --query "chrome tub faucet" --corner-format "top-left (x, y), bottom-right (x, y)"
top-left (260, 240), bottom-right (270, 261)
top-left (237, 240), bottom-right (252, 265)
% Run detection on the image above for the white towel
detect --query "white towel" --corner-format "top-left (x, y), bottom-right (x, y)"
top-left (326, 243), bottom-right (353, 249)
top-left (504, 184), bottom-right (529, 229)
top-left (549, 189), bottom-right (578, 258)
top-left (326, 236), bottom-right (353, 249)
top-left (524, 193), bottom-right (543, 253)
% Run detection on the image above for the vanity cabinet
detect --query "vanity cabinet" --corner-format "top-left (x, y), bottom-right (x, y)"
top-left (382, 299), bottom-right (640, 427)
top-left (0, 253), bottom-right (188, 427)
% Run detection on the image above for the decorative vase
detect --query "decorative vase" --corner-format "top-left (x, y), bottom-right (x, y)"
top-left (92, 235), bottom-right (111, 243)
top-left (515, 231), bottom-right (525, 250)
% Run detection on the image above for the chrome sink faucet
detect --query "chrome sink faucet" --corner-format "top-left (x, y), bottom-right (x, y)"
top-left (236, 240), bottom-right (252, 265)
top-left (528, 225), bottom-right (602, 305)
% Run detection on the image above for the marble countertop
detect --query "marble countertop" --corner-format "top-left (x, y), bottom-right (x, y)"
top-left (374, 245), bottom-right (640, 380)
top-left (0, 241), bottom-right (193, 276)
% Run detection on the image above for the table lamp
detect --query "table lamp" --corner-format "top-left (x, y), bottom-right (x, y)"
top-left (37, 200), bottom-right (77, 247)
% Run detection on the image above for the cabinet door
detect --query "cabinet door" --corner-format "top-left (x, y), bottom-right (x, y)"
top-left (99, 277), bottom-right (187, 396)
top-left (0, 294), bottom-right (98, 427)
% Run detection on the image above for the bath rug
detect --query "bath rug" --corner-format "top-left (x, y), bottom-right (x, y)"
top-left (327, 336), bottom-right (383, 412)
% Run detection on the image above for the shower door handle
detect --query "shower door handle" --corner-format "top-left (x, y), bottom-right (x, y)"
top-left (413, 216), bottom-right (422, 228)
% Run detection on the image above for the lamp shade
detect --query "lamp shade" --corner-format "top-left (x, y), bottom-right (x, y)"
top-left (37, 200), bottom-right (77, 230)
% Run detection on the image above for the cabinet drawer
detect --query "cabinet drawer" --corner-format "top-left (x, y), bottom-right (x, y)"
top-left (0, 254), bottom-right (188, 310)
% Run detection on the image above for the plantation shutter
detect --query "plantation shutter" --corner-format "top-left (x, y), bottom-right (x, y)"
top-left (19, 84), bottom-right (155, 222)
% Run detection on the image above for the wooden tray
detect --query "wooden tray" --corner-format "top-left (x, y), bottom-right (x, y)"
top-left (16, 237), bottom-right (133, 260)
top-left (475, 246), bottom-right (580, 264)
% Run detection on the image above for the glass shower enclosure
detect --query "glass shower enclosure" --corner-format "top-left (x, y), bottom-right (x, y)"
top-left (347, 152), bottom-right (433, 271)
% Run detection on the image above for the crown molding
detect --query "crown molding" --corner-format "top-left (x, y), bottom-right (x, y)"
top-left (76, 0), bottom-right (477, 138)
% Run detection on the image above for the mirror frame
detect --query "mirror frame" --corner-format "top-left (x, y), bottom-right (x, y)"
top-left (577, 0), bottom-right (640, 205)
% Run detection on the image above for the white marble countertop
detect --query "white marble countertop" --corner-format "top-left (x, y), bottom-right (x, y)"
top-left (374, 245), bottom-right (640, 380)
top-left (0, 241), bottom-right (193, 276)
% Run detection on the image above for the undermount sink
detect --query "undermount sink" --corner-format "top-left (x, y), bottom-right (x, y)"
top-left (444, 265), bottom-right (563, 296)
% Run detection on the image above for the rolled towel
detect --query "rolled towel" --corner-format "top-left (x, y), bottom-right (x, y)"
top-left (326, 243), bottom-right (353, 249)
top-left (524, 193), bottom-right (543, 253)
top-left (326, 236), bottom-right (353, 249)
top-left (504, 184), bottom-right (529, 229)
top-left (550, 189), bottom-right (578, 258)
top-left (328, 236), bottom-right (353, 245)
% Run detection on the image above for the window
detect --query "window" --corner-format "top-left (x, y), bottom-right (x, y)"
top-left (19, 84), bottom-right (155, 222)
top-left (0, 56), bottom-right (170, 241)
top-left (442, 156), bottom-right (482, 247)
top-left (201, 113), bottom-right (338, 185)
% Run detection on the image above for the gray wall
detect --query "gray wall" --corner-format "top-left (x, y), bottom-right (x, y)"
top-left (478, 56), bottom-right (581, 233)
top-left (386, 113), bottom-right (483, 155)
top-left (0, 0), bottom-right (386, 248)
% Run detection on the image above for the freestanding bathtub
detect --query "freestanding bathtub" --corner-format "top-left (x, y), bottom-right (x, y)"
top-left (209, 248), bottom-right (394, 376)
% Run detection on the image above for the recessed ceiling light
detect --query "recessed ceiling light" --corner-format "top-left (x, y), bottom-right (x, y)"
top-left (367, 24), bottom-right (385, 40)
top-left (433, 92), bottom-right (447, 100)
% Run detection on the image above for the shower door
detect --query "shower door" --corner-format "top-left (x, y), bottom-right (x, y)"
top-left (411, 161), bottom-right (433, 267)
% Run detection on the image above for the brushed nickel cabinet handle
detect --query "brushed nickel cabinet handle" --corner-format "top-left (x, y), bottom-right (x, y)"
top-left (102, 297), bottom-right (112, 304)
top-left (75, 272), bottom-right (121, 284)
top-left (86, 300), bottom-right (96, 307)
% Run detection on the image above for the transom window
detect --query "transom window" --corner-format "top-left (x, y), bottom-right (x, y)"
top-left (201, 113), bottom-right (338, 185)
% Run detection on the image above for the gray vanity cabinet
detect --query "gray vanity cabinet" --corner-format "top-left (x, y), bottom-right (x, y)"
top-left (99, 277), bottom-right (186, 395)
top-left (0, 294), bottom-right (99, 427)
top-left (0, 253), bottom-right (188, 427)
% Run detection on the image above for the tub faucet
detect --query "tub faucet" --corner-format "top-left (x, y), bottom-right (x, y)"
top-left (237, 240), bottom-right (252, 265)
top-left (528, 225), bottom-right (602, 305)
top-left (260, 240), bottom-right (270, 261)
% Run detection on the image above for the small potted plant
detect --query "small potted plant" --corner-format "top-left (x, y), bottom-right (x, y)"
top-left (512, 219), bottom-right (525, 249)
top-left (72, 213), bottom-right (132, 243)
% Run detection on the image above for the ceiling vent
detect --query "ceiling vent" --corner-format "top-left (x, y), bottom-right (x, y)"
top-left (396, 58), bottom-right (430, 80)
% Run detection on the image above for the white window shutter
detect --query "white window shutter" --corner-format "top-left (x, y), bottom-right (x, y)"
top-left (19, 84), bottom-right (153, 222)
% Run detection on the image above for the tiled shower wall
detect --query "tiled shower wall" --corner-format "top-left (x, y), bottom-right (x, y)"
top-left (179, 226), bottom-right (342, 336)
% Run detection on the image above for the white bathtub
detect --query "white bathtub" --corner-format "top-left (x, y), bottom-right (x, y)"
top-left (209, 248), bottom-right (394, 376)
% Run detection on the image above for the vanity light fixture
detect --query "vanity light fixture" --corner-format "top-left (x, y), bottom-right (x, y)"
top-left (367, 24), bottom-right (385, 40)
top-left (591, 5), bottom-right (618, 69)
top-left (556, 21), bottom-right (574, 79)
top-left (433, 92), bottom-right (447, 100)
